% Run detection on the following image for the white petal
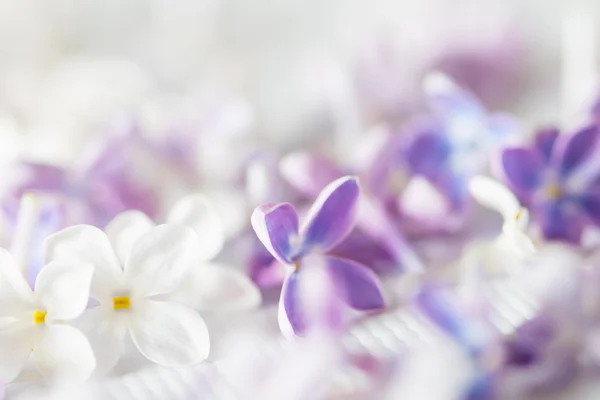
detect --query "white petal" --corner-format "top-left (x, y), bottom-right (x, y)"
top-left (468, 175), bottom-right (521, 221)
top-left (0, 324), bottom-right (35, 382)
top-left (33, 324), bottom-right (96, 382)
top-left (76, 307), bottom-right (127, 376)
top-left (105, 211), bottom-right (155, 265)
top-left (125, 224), bottom-right (199, 297)
top-left (44, 225), bottom-right (122, 302)
top-left (35, 262), bottom-right (94, 321)
top-left (130, 300), bottom-right (210, 366)
top-left (175, 263), bottom-right (261, 312)
top-left (167, 194), bottom-right (224, 261)
top-left (0, 248), bottom-right (34, 316)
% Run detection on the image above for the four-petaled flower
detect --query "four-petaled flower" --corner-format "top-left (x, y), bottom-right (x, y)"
top-left (251, 176), bottom-right (386, 337)
top-left (499, 126), bottom-right (600, 243)
top-left (45, 222), bottom-right (210, 373)
top-left (0, 249), bottom-right (95, 383)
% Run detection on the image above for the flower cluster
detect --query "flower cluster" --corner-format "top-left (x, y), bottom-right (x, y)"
top-left (2, 60), bottom-right (600, 400)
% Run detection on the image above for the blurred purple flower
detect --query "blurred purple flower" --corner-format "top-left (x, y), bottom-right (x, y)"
top-left (499, 125), bottom-right (600, 243)
top-left (251, 176), bottom-right (386, 337)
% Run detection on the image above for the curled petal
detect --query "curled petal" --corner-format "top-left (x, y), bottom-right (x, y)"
top-left (125, 225), bottom-right (198, 298)
top-left (279, 152), bottom-right (342, 198)
top-left (324, 256), bottom-right (386, 311)
top-left (251, 203), bottom-right (299, 265)
top-left (0, 248), bottom-right (34, 316)
top-left (33, 324), bottom-right (96, 382)
top-left (35, 262), bottom-right (93, 321)
top-left (501, 148), bottom-right (544, 193)
top-left (44, 225), bottom-right (122, 301)
top-left (469, 175), bottom-right (521, 221)
top-left (301, 176), bottom-right (360, 253)
top-left (278, 272), bottom-right (304, 338)
top-left (167, 194), bottom-right (224, 262)
top-left (0, 324), bottom-right (35, 382)
top-left (555, 125), bottom-right (600, 177)
top-left (105, 210), bottom-right (154, 265)
top-left (176, 263), bottom-right (261, 312)
top-left (130, 300), bottom-right (210, 366)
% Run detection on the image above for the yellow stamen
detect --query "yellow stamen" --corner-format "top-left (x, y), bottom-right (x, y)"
top-left (293, 261), bottom-right (300, 272)
top-left (113, 296), bottom-right (131, 311)
top-left (33, 310), bottom-right (47, 325)
top-left (545, 184), bottom-right (562, 200)
top-left (515, 208), bottom-right (524, 221)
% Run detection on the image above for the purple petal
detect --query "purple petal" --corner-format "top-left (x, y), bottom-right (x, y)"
top-left (251, 203), bottom-right (299, 265)
top-left (278, 272), bottom-right (306, 337)
top-left (554, 125), bottom-right (599, 178)
top-left (405, 129), bottom-right (451, 178)
top-left (537, 201), bottom-right (584, 243)
top-left (300, 176), bottom-right (360, 254)
top-left (324, 256), bottom-right (386, 311)
top-left (424, 73), bottom-right (485, 123)
top-left (501, 148), bottom-right (544, 193)
top-left (534, 128), bottom-right (560, 163)
top-left (579, 189), bottom-right (600, 226)
top-left (279, 152), bottom-right (343, 198)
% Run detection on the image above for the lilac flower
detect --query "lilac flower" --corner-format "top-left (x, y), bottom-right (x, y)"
top-left (251, 176), bottom-right (386, 337)
top-left (402, 73), bottom-right (518, 214)
top-left (499, 125), bottom-right (600, 243)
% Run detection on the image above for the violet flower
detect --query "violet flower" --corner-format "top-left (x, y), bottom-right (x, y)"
top-left (499, 125), bottom-right (600, 243)
top-left (251, 176), bottom-right (386, 337)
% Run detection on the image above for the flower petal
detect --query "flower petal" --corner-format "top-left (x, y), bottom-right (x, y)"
top-left (534, 128), bottom-right (559, 162)
top-left (35, 261), bottom-right (93, 321)
top-left (0, 324), bottom-right (35, 382)
top-left (125, 224), bottom-right (198, 298)
top-left (500, 148), bottom-right (544, 193)
top-left (0, 248), bottom-right (34, 316)
top-left (300, 176), bottom-right (360, 253)
top-left (405, 130), bottom-right (451, 177)
top-left (279, 152), bottom-right (342, 198)
top-left (579, 190), bottom-right (600, 226)
top-left (167, 194), bottom-right (225, 262)
top-left (33, 324), bottom-right (96, 382)
top-left (537, 202), bottom-right (584, 243)
top-left (251, 203), bottom-right (300, 265)
top-left (468, 175), bottom-right (521, 221)
top-left (555, 125), bottom-right (599, 177)
top-left (76, 306), bottom-right (127, 376)
top-left (278, 272), bottom-right (304, 338)
top-left (130, 299), bottom-right (210, 366)
top-left (175, 263), bottom-right (261, 312)
top-left (44, 225), bottom-right (122, 301)
top-left (323, 256), bottom-right (386, 311)
top-left (423, 72), bottom-right (485, 124)
top-left (105, 210), bottom-right (155, 265)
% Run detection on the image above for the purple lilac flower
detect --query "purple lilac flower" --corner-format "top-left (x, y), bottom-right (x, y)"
top-left (251, 176), bottom-right (386, 337)
top-left (499, 125), bottom-right (600, 243)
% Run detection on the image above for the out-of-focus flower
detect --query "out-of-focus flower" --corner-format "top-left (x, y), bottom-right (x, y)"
top-left (0, 249), bottom-right (95, 383)
top-left (251, 176), bottom-right (386, 337)
top-left (44, 224), bottom-right (210, 373)
top-left (468, 175), bottom-right (535, 257)
top-left (403, 73), bottom-right (518, 216)
top-left (105, 194), bottom-right (261, 312)
top-left (499, 125), bottom-right (600, 243)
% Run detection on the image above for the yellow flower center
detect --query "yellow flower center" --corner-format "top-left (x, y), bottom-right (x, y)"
top-left (33, 310), bottom-right (47, 325)
top-left (545, 183), bottom-right (562, 200)
top-left (113, 296), bottom-right (131, 311)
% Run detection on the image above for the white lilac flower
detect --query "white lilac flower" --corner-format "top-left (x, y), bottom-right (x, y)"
top-left (105, 194), bottom-right (261, 312)
top-left (0, 249), bottom-right (95, 383)
top-left (44, 222), bottom-right (210, 373)
top-left (468, 175), bottom-right (535, 256)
